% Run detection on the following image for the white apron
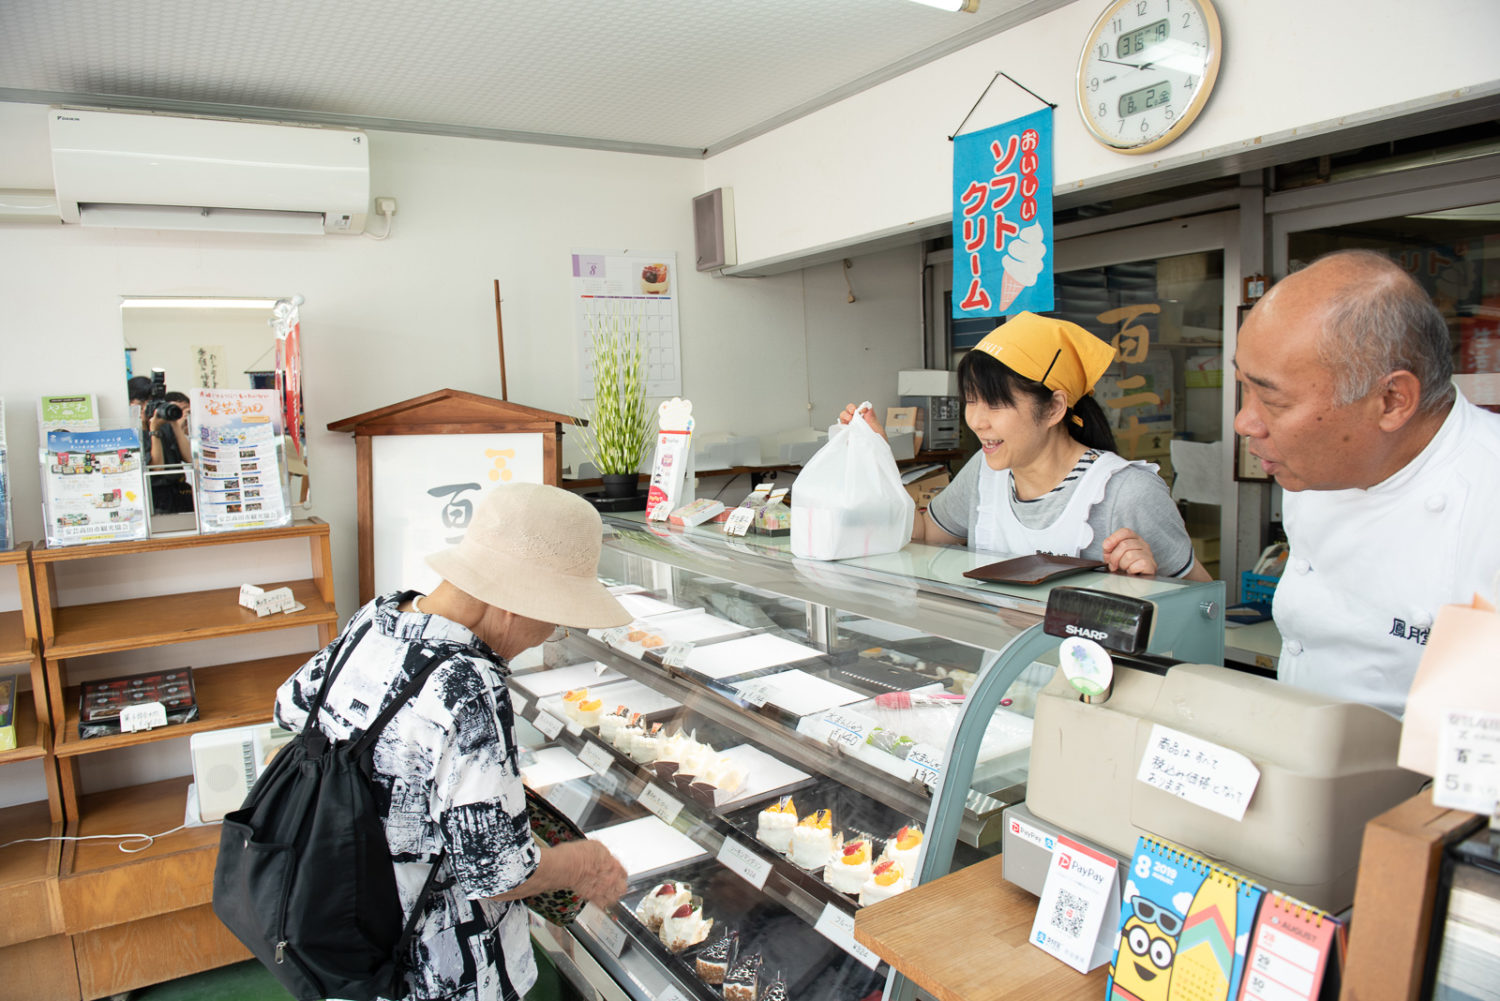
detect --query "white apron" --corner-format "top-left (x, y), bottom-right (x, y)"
top-left (1275, 393), bottom-right (1500, 719)
top-left (974, 450), bottom-right (1133, 557)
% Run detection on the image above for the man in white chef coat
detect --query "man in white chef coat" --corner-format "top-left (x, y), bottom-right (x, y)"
top-left (1234, 249), bottom-right (1500, 718)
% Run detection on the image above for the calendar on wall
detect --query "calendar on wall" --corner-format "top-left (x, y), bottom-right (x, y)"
top-left (573, 249), bottom-right (682, 398)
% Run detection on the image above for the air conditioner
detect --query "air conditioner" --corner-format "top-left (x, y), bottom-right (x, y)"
top-left (49, 108), bottom-right (370, 235)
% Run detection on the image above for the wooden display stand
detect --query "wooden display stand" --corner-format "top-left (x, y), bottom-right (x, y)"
top-left (0, 544), bottom-right (77, 1001)
top-left (28, 521), bottom-right (337, 999)
top-left (328, 388), bottom-right (580, 604)
top-left (855, 853), bottom-right (1106, 1001)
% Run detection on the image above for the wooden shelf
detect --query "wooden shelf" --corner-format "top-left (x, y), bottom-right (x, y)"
top-left (0, 609), bottom-right (32, 667)
top-left (30, 518), bottom-right (328, 564)
top-left (43, 578), bottom-right (336, 659)
top-left (0, 800), bottom-right (65, 947)
top-left (60, 776), bottom-right (222, 932)
top-left (0, 690), bottom-right (46, 765)
top-left (55, 652), bottom-right (304, 757)
top-left (854, 853), bottom-right (1106, 1001)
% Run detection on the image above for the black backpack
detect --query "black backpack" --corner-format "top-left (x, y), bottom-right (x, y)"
top-left (213, 632), bottom-right (458, 1001)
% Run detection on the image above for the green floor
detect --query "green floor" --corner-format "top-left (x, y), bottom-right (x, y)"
top-left (127, 942), bottom-right (586, 1001)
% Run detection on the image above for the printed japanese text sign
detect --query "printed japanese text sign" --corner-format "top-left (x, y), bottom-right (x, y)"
top-left (951, 107), bottom-right (1054, 319)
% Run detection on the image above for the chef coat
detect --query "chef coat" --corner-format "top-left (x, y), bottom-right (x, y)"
top-left (974, 449), bottom-right (1135, 556)
top-left (1275, 389), bottom-right (1500, 718)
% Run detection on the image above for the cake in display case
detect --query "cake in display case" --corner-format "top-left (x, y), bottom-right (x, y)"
top-left (514, 512), bottom-right (1223, 1001)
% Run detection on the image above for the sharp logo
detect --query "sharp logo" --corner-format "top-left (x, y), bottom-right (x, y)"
top-left (1064, 624), bottom-right (1108, 641)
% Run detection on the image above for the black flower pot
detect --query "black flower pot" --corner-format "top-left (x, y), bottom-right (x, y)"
top-left (586, 474), bottom-right (648, 512)
top-left (601, 473), bottom-right (640, 499)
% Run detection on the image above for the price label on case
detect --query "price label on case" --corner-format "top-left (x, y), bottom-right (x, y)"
top-left (119, 702), bottom-right (167, 734)
top-left (511, 695), bottom-right (530, 718)
top-left (736, 680), bottom-right (772, 708)
top-left (579, 740), bottom-right (614, 776)
top-left (578, 903), bottom-right (627, 957)
top-left (717, 838), bottom-right (772, 890)
top-left (908, 743), bottom-right (944, 786)
top-left (822, 708), bottom-right (876, 750)
top-left (602, 626), bottom-right (630, 646)
top-left (661, 642), bottom-right (693, 668)
top-left (723, 507), bottom-right (755, 537)
top-left (813, 902), bottom-right (881, 970)
top-left (639, 783), bottom-right (683, 824)
top-left (533, 710), bottom-right (564, 740)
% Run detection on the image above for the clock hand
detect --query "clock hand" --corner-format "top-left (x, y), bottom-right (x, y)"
top-left (1096, 57), bottom-right (1156, 71)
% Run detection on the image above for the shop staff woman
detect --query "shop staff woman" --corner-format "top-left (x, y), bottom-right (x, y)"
top-left (843, 313), bottom-right (1210, 580)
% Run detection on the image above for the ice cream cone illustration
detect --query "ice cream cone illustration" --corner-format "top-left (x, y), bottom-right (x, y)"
top-left (998, 223), bottom-right (1047, 309)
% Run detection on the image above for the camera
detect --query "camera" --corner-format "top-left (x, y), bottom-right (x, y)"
top-left (146, 369), bottom-right (183, 422)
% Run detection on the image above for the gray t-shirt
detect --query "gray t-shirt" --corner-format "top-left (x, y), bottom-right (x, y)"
top-left (927, 450), bottom-right (1197, 577)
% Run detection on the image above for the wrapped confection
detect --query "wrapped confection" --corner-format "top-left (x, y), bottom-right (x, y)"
top-left (653, 730), bottom-right (701, 783)
top-left (635, 881), bottom-right (691, 933)
top-left (612, 712), bottom-right (644, 752)
top-left (858, 860), bottom-right (911, 906)
top-left (789, 808), bottom-right (836, 869)
top-left (597, 705), bottom-right (631, 745)
top-left (723, 950), bottom-right (762, 1001)
top-left (660, 896), bottom-right (713, 952)
top-left (825, 837), bottom-right (874, 893)
top-left (690, 754), bottom-right (747, 806)
top-left (756, 796), bottom-right (797, 852)
top-left (866, 727), bottom-right (915, 759)
top-left (695, 928), bottom-right (738, 985)
top-left (883, 824), bottom-right (924, 874)
top-left (628, 722), bottom-right (663, 764)
top-left (560, 688), bottom-right (589, 722)
top-left (575, 698), bottom-right (604, 729)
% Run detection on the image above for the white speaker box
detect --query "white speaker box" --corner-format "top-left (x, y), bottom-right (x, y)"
top-left (190, 722), bottom-right (292, 822)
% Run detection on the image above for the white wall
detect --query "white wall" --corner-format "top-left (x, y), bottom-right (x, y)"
top-left (705, 0), bottom-right (1500, 265)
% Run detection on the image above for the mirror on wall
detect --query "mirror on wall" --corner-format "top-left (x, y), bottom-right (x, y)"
top-left (120, 296), bottom-right (309, 523)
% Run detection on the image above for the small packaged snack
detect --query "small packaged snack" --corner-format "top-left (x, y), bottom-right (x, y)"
top-left (752, 489), bottom-right (791, 536)
top-left (668, 498), bottom-right (725, 527)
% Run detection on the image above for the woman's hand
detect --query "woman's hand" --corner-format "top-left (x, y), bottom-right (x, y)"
top-left (557, 840), bottom-right (628, 909)
top-left (1101, 528), bottom-right (1158, 577)
top-left (837, 403), bottom-right (886, 439)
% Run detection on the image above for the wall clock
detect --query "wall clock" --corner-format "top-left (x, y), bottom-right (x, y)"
top-left (1076, 0), bottom-right (1223, 154)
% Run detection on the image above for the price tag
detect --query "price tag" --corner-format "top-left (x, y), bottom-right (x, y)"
top-left (1435, 708), bottom-right (1500, 814)
top-left (736, 680), bottom-right (772, 708)
top-left (511, 695), bottom-right (530, 719)
top-left (119, 702), bottom-right (168, 734)
top-left (716, 838), bottom-right (772, 890)
top-left (533, 710), bottom-right (565, 740)
top-left (639, 783), bottom-right (683, 825)
top-left (578, 903), bottom-right (627, 957)
top-left (822, 708), bottom-right (876, 751)
top-left (579, 740), bottom-right (614, 776)
top-left (907, 743), bottom-right (944, 786)
top-left (602, 626), bottom-right (630, 646)
top-left (648, 500), bottom-right (672, 521)
top-left (723, 507), bottom-right (755, 537)
top-left (813, 902), bottom-right (880, 970)
top-left (661, 642), bottom-right (693, 669)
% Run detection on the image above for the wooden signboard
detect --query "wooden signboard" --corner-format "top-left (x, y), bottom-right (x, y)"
top-left (328, 389), bottom-right (581, 603)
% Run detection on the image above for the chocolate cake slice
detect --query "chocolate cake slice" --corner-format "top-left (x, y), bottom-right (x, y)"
top-left (723, 950), bottom-right (762, 1001)
top-left (694, 928), bottom-right (737, 985)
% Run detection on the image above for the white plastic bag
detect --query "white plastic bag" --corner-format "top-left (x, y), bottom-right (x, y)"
top-left (791, 404), bottom-right (915, 560)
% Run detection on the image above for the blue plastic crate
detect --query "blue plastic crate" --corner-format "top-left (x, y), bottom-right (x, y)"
top-left (1241, 571), bottom-right (1279, 607)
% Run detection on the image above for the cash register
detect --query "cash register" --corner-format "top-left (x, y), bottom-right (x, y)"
top-left (1002, 587), bottom-right (1427, 913)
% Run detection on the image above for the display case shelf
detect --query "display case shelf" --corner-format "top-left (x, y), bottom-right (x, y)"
top-left (54, 652), bottom-right (305, 757)
top-left (38, 578), bottom-right (335, 659)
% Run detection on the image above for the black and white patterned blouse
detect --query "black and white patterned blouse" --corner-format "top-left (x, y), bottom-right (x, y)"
top-left (276, 592), bottom-right (540, 1001)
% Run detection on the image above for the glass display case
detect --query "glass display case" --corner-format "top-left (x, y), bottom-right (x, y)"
top-left (514, 512), bottom-right (1224, 1001)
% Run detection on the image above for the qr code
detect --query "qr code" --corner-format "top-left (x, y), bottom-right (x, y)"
top-left (1051, 889), bottom-right (1088, 937)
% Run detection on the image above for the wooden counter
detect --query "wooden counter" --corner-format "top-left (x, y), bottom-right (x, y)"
top-left (854, 854), bottom-right (1106, 1001)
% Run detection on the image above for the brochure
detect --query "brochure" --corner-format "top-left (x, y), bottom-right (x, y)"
top-left (36, 393), bottom-right (100, 434)
top-left (40, 427), bottom-right (148, 546)
top-left (189, 388), bottom-right (292, 533)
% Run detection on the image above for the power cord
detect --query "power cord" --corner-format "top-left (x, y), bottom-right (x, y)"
top-left (364, 196), bottom-right (397, 240)
top-left (0, 824), bottom-right (193, 854)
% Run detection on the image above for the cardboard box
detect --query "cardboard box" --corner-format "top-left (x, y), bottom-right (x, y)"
top-left (1340, 790), bottom-right (1486, 1001)
top-left (903, 469), bottom-right (949, 510)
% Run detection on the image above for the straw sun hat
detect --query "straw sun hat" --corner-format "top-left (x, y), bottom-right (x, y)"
top-left (425, 482), bottom-right (631, 629)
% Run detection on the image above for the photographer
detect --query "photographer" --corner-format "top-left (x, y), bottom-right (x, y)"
top-left (144, 380), bottom-right (194, 515)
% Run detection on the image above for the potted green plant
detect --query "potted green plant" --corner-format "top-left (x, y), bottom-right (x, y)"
top-left (580, 304), bottom-right (655, 504)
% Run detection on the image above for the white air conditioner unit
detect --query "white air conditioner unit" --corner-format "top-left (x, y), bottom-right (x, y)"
top-left (49, 108), bottom-right (370, 235)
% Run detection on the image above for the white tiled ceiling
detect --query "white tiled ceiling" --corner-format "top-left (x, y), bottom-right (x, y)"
top-left (0, 0), bottom-right (1069, 156)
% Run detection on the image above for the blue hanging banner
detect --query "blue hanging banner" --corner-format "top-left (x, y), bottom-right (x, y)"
top-left (951, 107), bottom-right (1054, 319)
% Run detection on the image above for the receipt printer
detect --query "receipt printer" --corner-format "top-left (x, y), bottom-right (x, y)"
top-left (1023, 660), bottom-right (1426, 912)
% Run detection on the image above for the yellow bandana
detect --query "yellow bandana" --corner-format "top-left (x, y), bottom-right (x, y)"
top-left (971, 312), bottom-right (1117, 407)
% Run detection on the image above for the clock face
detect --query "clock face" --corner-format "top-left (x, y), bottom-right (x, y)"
top-left (1077, 0), bottom-right (1222, 154)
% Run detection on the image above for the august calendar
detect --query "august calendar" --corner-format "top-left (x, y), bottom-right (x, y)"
top-left (573, 249), bottom-right (683, 398)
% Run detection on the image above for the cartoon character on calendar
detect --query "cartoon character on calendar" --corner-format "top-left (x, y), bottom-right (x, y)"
top-left (1109, 837), bottom-right (1265, 1001)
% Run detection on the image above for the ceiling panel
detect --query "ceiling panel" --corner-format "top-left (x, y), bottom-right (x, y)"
top-left (0, 0), bottom-right (1069, 155)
